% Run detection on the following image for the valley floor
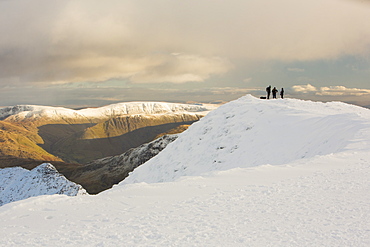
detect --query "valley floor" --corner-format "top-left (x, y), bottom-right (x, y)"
top-left (0, 150), bottom-right (369, 246)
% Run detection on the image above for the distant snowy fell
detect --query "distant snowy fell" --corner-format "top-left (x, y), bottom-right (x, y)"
top-left (0, 102), bottom-right (217, 121)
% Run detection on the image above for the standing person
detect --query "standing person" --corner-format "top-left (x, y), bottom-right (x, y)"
top-left (280, 88), bottom-right (284, 99)
top-left (272, 87), bottom-right (278, 99)
top-left (266, 85), bottom-right (271, 99)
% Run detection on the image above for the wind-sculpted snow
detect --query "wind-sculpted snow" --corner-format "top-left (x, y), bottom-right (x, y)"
top-left (0, 102), bottom-right (217, 121)
top-left (0, 163), bottom-right (87, 206)
top-left (123, 95), bottom-right (370, 184)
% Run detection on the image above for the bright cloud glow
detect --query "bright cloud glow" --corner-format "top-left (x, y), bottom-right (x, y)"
top-left (292, 84), bottom-right (318, 93)
top-left (292, 84), bottom-right (370, 96)
top-left (318, 86), bottom-right (370, 96)
top-left (130, 54), bottom-right (232, 84)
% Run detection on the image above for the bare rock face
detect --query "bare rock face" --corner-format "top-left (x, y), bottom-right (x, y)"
top-left (70, 134), bottom-right (179, 194)
top-left (0, 163), bottom-right (87, 206)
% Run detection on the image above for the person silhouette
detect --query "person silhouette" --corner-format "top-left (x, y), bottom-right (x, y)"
top-left (266, 85), bottom-right (271, 99)
top-left (272, 87), bottom-right (278, 99)
top-left (280, 88), bottom-right (284, 99)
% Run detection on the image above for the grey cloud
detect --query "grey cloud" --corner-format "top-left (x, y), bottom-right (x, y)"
top-left (0, 0), bottom-right (370, 87)
top-left (0, 0), bottom-right (233, 86)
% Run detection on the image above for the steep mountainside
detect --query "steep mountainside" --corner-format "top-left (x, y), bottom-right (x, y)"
top-left (0, 102), bottom-right (216, 165)
top-left (0, 163), bottom-right (86, 206)
top-left (0, 121), bottom-right (60, 161)
top-left (81, 113), bottom-right (201, 139)
top-left (69, 135), bottom-right (178, 194)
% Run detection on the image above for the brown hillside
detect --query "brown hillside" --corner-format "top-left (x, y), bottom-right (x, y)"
top-left (0, 112), bottom-right (202, 164)
top-left (38, 119), bottom-right (198, 164)
top-left (0, 121), bottom-right (60, 161)
top-left (82, 114), bottom-right (202, 139)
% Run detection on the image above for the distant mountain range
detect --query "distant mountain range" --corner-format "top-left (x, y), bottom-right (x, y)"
top-left (0, 102), bottom-right (217, 193)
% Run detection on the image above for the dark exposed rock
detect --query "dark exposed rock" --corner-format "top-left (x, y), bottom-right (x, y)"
top-left (69, 134), bottom-right (178, 194)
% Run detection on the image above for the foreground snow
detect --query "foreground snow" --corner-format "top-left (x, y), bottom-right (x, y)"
top-left (0, 95), bottom-right (369, 246)
top-left (0, 154), bottom-right (369, 246)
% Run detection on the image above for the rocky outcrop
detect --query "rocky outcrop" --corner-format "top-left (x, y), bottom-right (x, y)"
top-left (0, 163), bottom-right (87, 206)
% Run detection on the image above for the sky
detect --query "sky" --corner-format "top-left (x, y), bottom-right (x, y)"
top-left (0, 0), bottom-right (370, 108)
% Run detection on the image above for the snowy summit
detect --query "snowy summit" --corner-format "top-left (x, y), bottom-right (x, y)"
top-left (122, 94), bottom-right (370, 184)
top-left (0, 95), bottom-right (369, 246)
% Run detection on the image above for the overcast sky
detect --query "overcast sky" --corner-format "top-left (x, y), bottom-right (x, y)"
top-left (1, 0), bottom-right (370, 108)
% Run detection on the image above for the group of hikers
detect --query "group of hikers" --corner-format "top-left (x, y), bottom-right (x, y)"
top-left (265, 85), bottom-right (284, 99)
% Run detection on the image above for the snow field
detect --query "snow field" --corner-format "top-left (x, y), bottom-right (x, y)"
top-left (0, 151), bottom-right (369, 246)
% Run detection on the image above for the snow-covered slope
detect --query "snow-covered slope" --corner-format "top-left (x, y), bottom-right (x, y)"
top-left (0, 163), bottom-right (87, 206)
top-left (122, 95), bottom-right (370, 184)
top-left (0, 95), bottom-right (369, 246)
top-left (0, 102), bottom-right (217, 121)
top-left (88, 134), bottom-right (178, 169)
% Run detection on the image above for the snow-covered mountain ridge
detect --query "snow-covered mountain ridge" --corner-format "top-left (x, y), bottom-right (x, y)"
top-left (0, 101), bottom-right (216, 165)
top-left (0, 163), bottom-right (86, 206)
top-left (0, 95), bottom-right (369, 246)
top-left (0, 102), bottom-right (217, 121)
top-left (122, 95), bottom-right (370, 184)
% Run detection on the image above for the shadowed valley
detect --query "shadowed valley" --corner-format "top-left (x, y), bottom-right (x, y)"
top-left (0, 102), bottom-right (215, 193)
top-left (38, 120), bottom-right (195, 164)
